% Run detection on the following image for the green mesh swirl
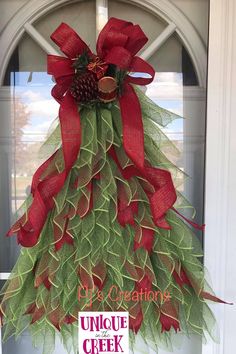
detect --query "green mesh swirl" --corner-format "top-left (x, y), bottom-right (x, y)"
top-left (0, 90), bottom-right (218, 353)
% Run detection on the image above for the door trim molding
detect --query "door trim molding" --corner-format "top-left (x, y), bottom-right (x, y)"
top-left (204, 0), bottom-right (236, 353)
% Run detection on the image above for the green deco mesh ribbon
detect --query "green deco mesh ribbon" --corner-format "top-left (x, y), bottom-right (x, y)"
top-left (0, 89), bottom-right (218, 354)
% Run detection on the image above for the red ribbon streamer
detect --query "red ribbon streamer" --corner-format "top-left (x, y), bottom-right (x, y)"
top-left (7, 91), bottom-right (81, 247)
top-left (109, 146), bottom-right (176, 229)
top-left (119, 83), bottom-right (145, 168)
top-left (172, 207), bottom-right (205, 231)
top-left (109, 145), bottom-right (205, 231)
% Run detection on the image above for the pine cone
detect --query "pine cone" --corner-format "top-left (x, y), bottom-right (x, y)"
top-left (70, 72), bottom-right (98, 103)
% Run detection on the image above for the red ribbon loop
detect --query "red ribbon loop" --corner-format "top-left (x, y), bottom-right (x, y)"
top-left (50, 23), bottom-right (91, 58)
top-left (104, 46), bottom-right (133, 69)
top-left (103, 30), bottom-right (129, 52)
top-left (47, 56), bottom-right (74, 80)
top-left (127, 56), bottom-right (155, 85)
top-left (96, 18), bottom-right (133, 57)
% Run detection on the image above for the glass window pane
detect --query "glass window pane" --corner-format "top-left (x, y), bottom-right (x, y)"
top-left (35, 0), bottom-right (97, 53)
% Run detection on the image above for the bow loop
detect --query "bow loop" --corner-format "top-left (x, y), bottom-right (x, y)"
top-left (51, 22), bottom-right (91, 58)
top-left (97, 17), bottom-right (132, 56)
top-left (51, 77), bottom-right (73, 104)
top-left (127, 56), bottom-right (155, 85)
top-left (105, 46), bottom-right (133, 69)
top-left (97, 17), bottom-right (148, 59)
top-left (48, 56), bottom-right (74, 81)
top-left (122, 24), bottom-right (148, 55)
top-left (103, 30), bottom-right (128, 54)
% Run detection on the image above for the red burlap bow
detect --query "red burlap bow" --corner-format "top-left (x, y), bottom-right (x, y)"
top-left (48, 18), bottom-right (156, 167)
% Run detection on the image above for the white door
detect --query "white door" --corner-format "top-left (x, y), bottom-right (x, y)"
top-left (0, 1), bottom-right (210, 353)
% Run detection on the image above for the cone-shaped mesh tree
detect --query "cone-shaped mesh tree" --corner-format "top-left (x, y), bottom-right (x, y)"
top-left (0, 18), bottom-right (228, 354)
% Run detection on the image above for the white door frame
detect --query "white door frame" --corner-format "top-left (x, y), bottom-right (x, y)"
top-left (203, 0), bottom-right (236, 354)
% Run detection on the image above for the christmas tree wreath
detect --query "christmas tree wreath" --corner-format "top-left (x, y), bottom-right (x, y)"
top-left (0, 17), bottom-right (230, 354)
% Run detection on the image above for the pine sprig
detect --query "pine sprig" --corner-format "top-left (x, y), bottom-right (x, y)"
top-left (72, 50), bottom-right (91, 73)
